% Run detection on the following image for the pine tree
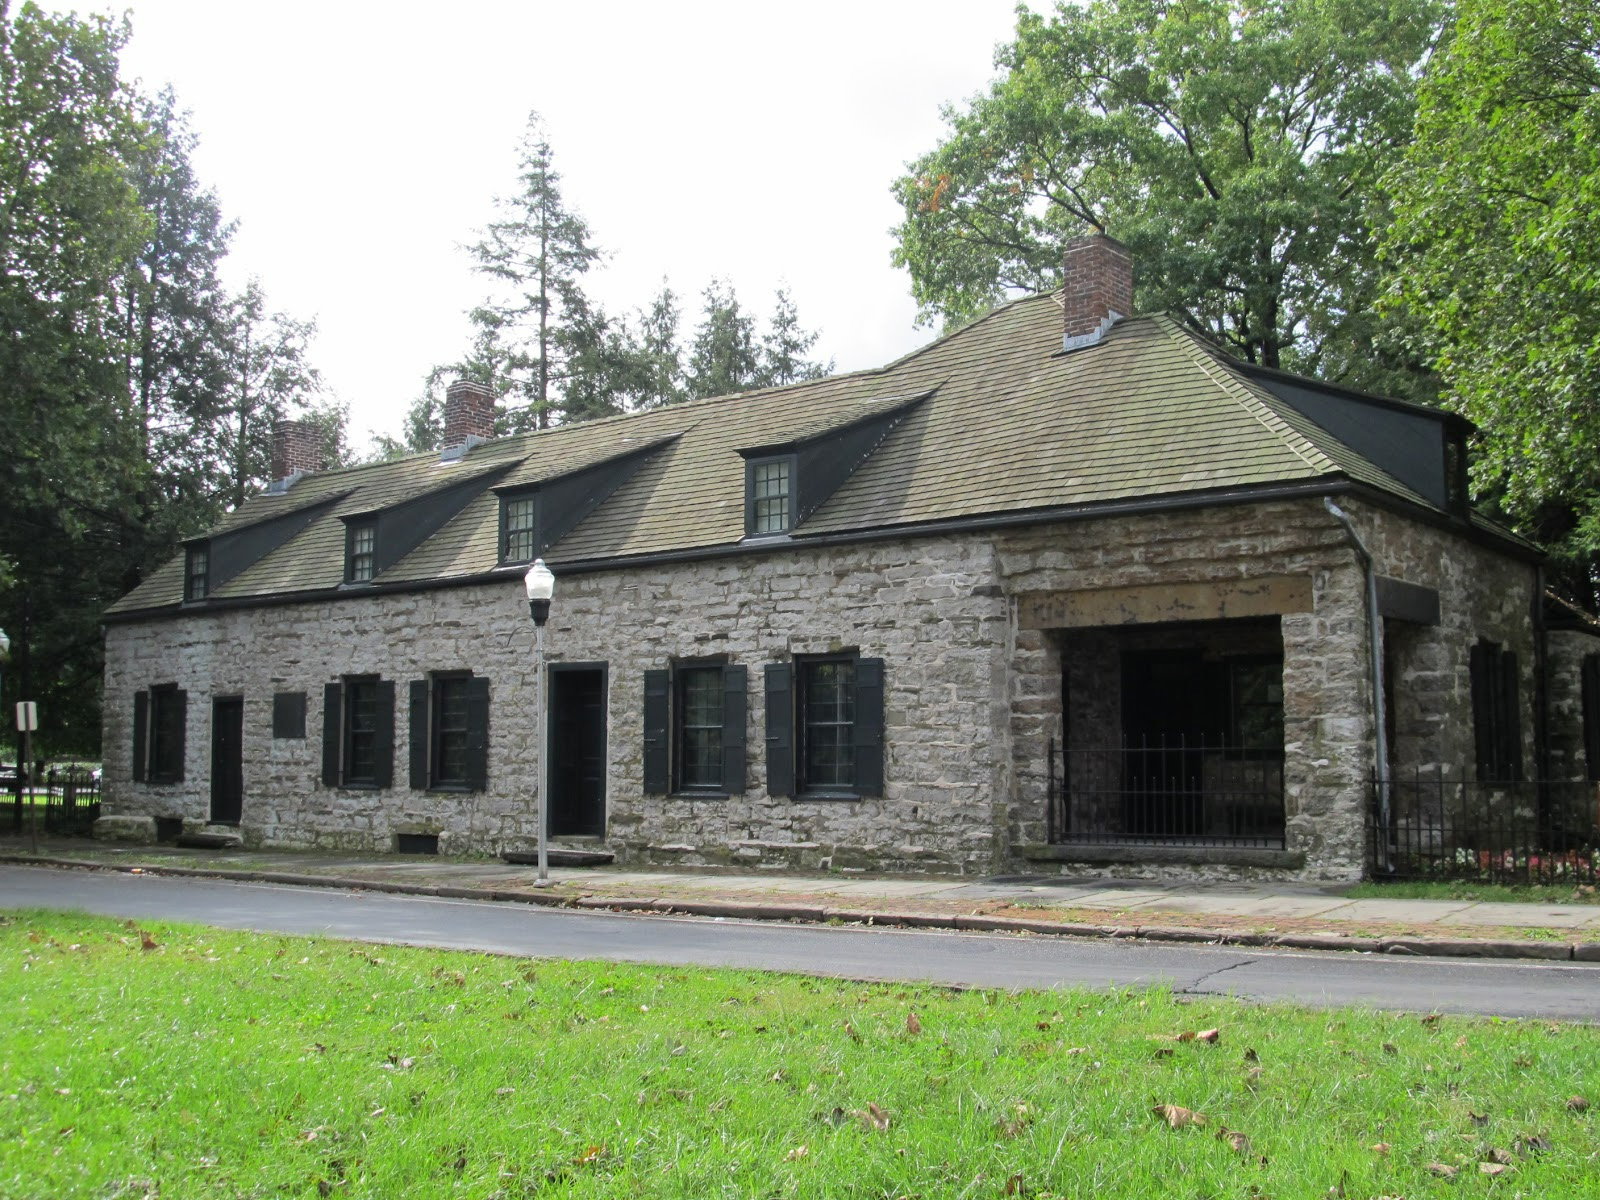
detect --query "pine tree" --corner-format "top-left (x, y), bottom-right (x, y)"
top-left (633, 279), bottom-right (684, 408)
top-left (759, 286), bottom-right (830, 387)
top-left (466, 112), bottom-right (601, 431)
top-left (685, 280), bottom-right (761, 400)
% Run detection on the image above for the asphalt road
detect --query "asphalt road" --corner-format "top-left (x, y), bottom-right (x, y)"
top-left (3, 865), bottom-right (1596, 1021)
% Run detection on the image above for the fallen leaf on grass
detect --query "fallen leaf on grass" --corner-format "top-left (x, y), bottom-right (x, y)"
top-left (1421, 1012), bottom-right (1441, 1026)
top-left (1065, 1047), bottom-right (1088, 1056)
top-left (852, 1102), bottom-right (891, 1132)
top-left (1216, 1127), bottom-right (1252, 1155)
top-left (1004, 1172), bottom-right (1026, 1196)
top-left (140, 931), bottom-right (158, 951)
top-left (1484, 1147), bottom-right (1513, 1165)
top-left (1514, 1134), bottom-right (1551, 1155)
top-left (1424, 1163), bottom-right (1458, 1178)
top-left (1381, 1042), bottom-right (1398, 1056)
top-left (1469, 1111), bottom-right (1489, 1127)
top-left (1369, 1142), bottom-right (1390, 1155)
top-left (996, 1105), bottom-right (1032, 1139)
top-left (1567, 1096), bottom-right (1589, 1112)
top-left (843, 1021), bottom-right (862, 1043)
top-left (572, 1145), bottom-right (605, 1165)
top-left (784, 1145), bottom-right (808, 1161)
top-left (1479, 1162), bottom-right (1512, 1177)
top-left (1243, 1047), bottom-right (1259, 1063)
top-left (906, 1011), bottom-right (921, 1036)
top-left (1151, 1103), bottom-right (1208, 1130)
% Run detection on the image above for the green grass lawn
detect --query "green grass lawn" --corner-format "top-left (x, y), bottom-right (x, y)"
top-left (1, 912), bottom-right (1595, 1199)
top-left (1348, 879), bottom-right (1600, 905)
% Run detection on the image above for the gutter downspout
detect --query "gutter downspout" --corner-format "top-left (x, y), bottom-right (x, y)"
top-left (1324, 499), bottom-right (1391, 872)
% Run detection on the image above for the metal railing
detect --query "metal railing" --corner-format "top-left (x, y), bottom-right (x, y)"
top-left (9, 766), bottom-right (100, 837)
top-left (1047, 736), bottom-right (1286, 848)
top-left (1372, 769), bottom-right (1599, 884)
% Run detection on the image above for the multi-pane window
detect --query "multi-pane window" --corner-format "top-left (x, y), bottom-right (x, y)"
top-left (185, 545), bottom-right (209, 601)
top-left (348, 522), bottom-right (376, 583)
top-left (345, 678), bottom-right (382, 785)
top-left (503, 495), bottom-right (537, 562)
top-left (677, 666), bottom-right (724, 790)
top-left (1470, 640), bottom-right (1522, 782)
top-left (750, 459), bottom-right (792, 534)
top-left (432, 675), bottom-right (471, 787)
top-left (801, 659), bottom-right (856, 790)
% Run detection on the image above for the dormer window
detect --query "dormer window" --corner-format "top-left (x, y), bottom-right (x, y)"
top-left (747, 456), bottom-right (793, 536)
top-left (347, 521), bottom-right (376, 583)
top-left (184, 544), bottom-right (209, 602)
top-left (501, 492), bottom-right (539, 563)
top-left (1444, 434), bottom-right (1468, 514)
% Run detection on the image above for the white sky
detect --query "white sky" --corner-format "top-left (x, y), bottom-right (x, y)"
top-left (48, 0), bottom-right (1029, 453)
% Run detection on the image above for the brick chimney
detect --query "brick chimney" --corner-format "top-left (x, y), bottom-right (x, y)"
top-left (270, 419), bottom-right (322, 486)
top-left (443, 379), bottom-right (496, 459)
top-left (1061, 233), bottom-right (1133, 352)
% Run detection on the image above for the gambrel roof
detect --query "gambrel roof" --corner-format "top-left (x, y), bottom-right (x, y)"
top-left (108, 293), bottom-right (1529, 619)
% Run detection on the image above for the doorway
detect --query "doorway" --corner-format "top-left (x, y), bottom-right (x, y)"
top-left (210, 697), bottom-right (244, 825)
top-left (548, 665), bottom-right (607, 837)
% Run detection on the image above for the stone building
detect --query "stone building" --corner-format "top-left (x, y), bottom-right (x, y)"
top-left (96, 237), bottom-right (1598, 881)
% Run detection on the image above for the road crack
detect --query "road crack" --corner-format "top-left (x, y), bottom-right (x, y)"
top-left (1183, 957), bottom-right (1255, 993)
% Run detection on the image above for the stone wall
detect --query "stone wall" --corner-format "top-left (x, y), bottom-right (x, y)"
top-left (101, 534), bottom-right (1013, 874)
top-left (1545, 627), bottom-right (1600, 783)
top-left (99, 494), bottom-right (1543, 881)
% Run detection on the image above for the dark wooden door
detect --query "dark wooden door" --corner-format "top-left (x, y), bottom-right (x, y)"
top-left (210, 698), bottom-right (244, 825)
top-left (549, 668), bottom-right (606, 837)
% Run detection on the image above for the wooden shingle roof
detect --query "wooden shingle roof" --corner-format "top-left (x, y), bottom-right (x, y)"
top-left (108, 294), bottom-right (1503, 616)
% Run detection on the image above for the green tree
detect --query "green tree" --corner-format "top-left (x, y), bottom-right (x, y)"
top-left (760, 286), bottom-right (830, 387)
top-left (631, 279), bottom-right (685, 409)
top-left (0, 1), bottom-right (149, 752)
top-left (467, 112), bottom-right (601, 431)
top-left (892, 0), bottom-right (1441, 395)
top-left (218, 279), bottom-right (338, 506)
top-left (686, 280), bottom-right (761, 399)
top-left (1385, 0), bottom-right (1600, 601)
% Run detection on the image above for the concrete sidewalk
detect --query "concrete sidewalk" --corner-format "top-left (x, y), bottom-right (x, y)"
top-left (5, 840), bottom-right (1599, 962)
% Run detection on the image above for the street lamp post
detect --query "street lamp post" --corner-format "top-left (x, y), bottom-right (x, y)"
top-left (524, 560), bottom-right (556, 885)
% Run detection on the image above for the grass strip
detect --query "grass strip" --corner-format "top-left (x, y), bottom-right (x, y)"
top-left (1, 910), bottom-right (1596, 1199)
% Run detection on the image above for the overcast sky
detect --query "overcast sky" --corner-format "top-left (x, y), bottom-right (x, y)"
top-left (46, 1), bottom-right (1032, 453)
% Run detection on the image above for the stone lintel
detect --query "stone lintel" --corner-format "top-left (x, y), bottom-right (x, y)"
top-left (1017, 575), bottom-right (1313, 630)
top-left (1375, 575), bottom-right (1440, 626)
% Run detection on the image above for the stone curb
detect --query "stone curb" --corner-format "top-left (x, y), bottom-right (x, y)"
top-left (4, 855), bottom-right (1598, 965)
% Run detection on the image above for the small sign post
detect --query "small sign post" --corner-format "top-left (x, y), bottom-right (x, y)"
top-left (15, 702), bottom-right (36, 852)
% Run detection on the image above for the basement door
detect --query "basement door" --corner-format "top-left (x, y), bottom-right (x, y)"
top-left (548, 665), bottom-right (607, 837)
top-left (210, 697), bottom-right (244, 825)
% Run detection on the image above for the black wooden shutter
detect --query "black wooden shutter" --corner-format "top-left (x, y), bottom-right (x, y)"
top-left (321, 682), bottom-right (343, 787)
top-left (132, 690), bottom-right (148, 783)
top-left (642, 669), bottom-right (669, 794)
top-left (722, 664), bottom-right (747, 795)
top-left (373, 680), bottom-right (395, 789)
top-left (465, 676), bottom-right (490, 792)
top-left (1500, 650), bottom-right (1522, 781)
top-left (172, 689), bottom-right (188, 782)
top-left (1583, 655), bottom-right (1600, 783)
top-left (853, 658), bottom-right (885, 797)
top-left (764, 663), bottom-right (793, 797)
top-left (1470, 642), bottom-right (1493, 781)
top-left (408, 680), bottom-right (429, 791)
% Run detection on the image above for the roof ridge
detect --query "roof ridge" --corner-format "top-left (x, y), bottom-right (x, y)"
top-left (1154, 315), bottom-right (1336, 477)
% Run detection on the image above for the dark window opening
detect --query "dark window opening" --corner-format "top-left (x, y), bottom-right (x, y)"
top-left (1582, 654), bottom-right (1600, 784)
top-left (344, 677), bottom-right (382, 785)
top-left (185, 545), bottom-right (209, 601)
top-left (347, 521), bottom-right (376, 583)
top-left (747, 457), bottom-right (792, 535)
top-left (1444, 436), bottom-right (1468, 513)
top-left (433, 675), bottom-right (471, 787)
top-left (148, 685), bottom-right (186, 784)
top-left (676, 665), bottom-right (724, 790)
top-left (272, 691), bottom-right (307, 739)
top-left (801, 658), bottom-right (856, 790)
top-left (1470, 640), bottom-right (1522, 783)
top-left (502, 494), bottom-right (538, 563)
top-left (396, 832), bottom-right (439, 855)
top-left (1227, 657), bottom-right (1285, 757)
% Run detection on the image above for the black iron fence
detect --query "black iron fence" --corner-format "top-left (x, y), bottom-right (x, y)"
top-left (1372, 769), bottom-right (1600, 884)
top-left (8, 766), bottom-right (100, 837)
top-left (1047, 736), bottom-right (1287, 848)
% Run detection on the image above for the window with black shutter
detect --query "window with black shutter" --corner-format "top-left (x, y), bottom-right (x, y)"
top-left (184, 544), bottom-right (209, 602)
top-left (408, 674), bottom-right (489, 791)
top-left (640, 663), bottom-right (747, 796)
top-left (1582, 654), bottom-right (1600, 784)
top-left (1470, 640), bottom-right (1522, 782)
top-left (145, 684), bottom-right (187, 784)
top-left (322, 676), bottom-right (394, 788)
top-left (764, 654), bottom-right (884, 798)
